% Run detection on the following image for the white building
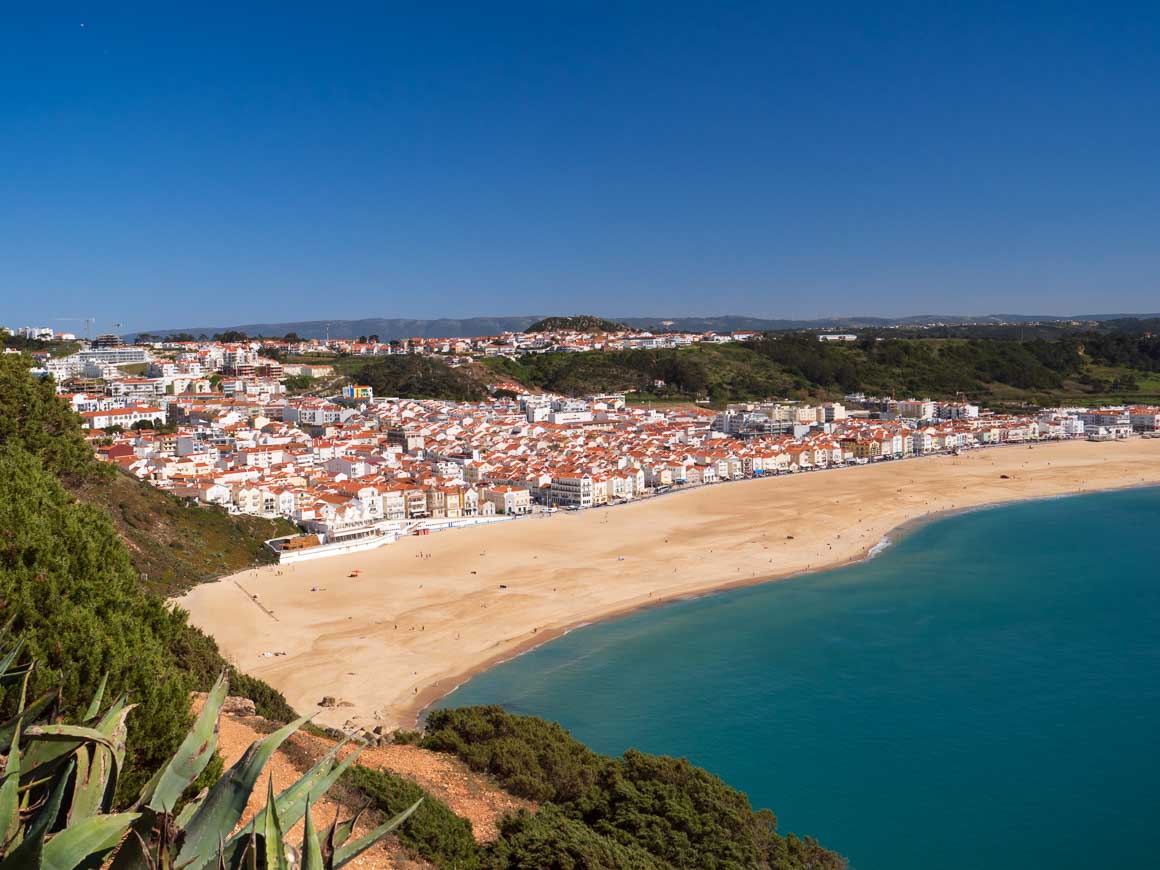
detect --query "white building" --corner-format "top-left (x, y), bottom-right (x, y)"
top-left (549, 472), bottom-right (595, 508)
top-left (1128, 407), bottom-right (1160, 432)
top-left (482, 485), bottom-right (532, 515)
top-left (896, 399), bottom-right (936, 420)
top-left (79, 406), bottom-right (167, 430)
top-left (18, 326), bottom-right (55, 340)
top-left (549, 410), bottom-right (593, 425)
top-left (938, 402), bottom-right (980, 420)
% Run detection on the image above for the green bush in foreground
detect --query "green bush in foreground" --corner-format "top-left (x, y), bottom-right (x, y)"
top-left (487, 805), bottom-right (667, 870)
top-left (423, 706), bottom-right (847, 870)
top-left (423, 705), bottom-right (602, 804)
top-left (0, 444), bottom-right (194, 799)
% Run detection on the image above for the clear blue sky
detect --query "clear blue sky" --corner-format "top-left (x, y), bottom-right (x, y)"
top-left (4, 2), bottom-right (1160, 331)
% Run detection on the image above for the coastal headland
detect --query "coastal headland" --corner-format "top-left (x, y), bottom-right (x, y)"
top-left (178, 439), bottom-right (1160, 732)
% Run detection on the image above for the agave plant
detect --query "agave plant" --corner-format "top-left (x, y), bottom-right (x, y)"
top-left (0, 630), bottom-right (419, 869)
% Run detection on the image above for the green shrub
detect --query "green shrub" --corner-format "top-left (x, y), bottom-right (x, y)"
top-left (343, 765), bottom-right (482, 869)
top-left (356, 355), bottom-right (487, 401)
top-left (0, 352), bottom-right (97, 478)
top-left (422, 706), bottom-right (847, 870)
top-left (0, 444), bottom-right (194, 799)
top-left (423, 706), bottom-right (603, 803)
top-left (483, 805), bottom-right (666, 870)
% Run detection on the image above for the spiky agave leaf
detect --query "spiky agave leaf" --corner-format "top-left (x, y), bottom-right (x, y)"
top-left (224, 738), bottom-right (362, 856)
top-left (0, 757), bottom-right (74, 869)
top-left (259, 776), bottom-right (289, 870)
top-left (68, 703), bottom-right (135, 823)
top-left (0, 638), bottom-right (26, 681)
top-left (23, 724), bottom-right (117, 751)
top-left (174, 715), bottom-right (309, 870)
top-left (320, 801), bottom-right (368, 868)
top-left (174, 787), bottom-right (208, 830)
top-left (105, 826), bottom-right (156, 870)
top-left (137, 671), bottom-right (228, 814)
top-left (40, 811), bottom-right (140, 870)
top-left (0, 724), bottom-right (21, 852)
top-left (0, 638), bottom-right (32, 688)
top-left (21, 694), bottom-right (130, 781)
top-left (331, 798), bottom-right (422, 868)
top-left (0, 690), bottom-right (57, 756)
top-left (82, 674), bottom-right (110, 723)
top-left (299, 799), bottom-right (323, 870)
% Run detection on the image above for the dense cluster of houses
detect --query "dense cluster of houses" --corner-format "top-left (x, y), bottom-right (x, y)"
top-left (10, 329), bottom-right (1158, 560)
top-left (78, 372), bottom-right (1158, 550)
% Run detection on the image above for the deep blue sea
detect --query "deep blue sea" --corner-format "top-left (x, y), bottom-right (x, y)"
top-left (434, 487), bottom-right (1160, 870)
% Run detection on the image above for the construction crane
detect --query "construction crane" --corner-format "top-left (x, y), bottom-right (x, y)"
top-left (54, 317), bottom-right (96, 340)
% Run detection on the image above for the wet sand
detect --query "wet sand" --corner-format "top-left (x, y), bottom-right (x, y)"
top-left (177, 438), bottom-right (1160, 731)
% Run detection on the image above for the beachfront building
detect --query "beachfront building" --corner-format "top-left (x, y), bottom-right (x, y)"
top-left (482, 485), bottom-right (532, 515)
top-left (1081, 408), bottom-right (1131, 429)
top-left (550, 471), bottom-right (595, 508)
top-left (1128, 406), bottom-right (1160, 432)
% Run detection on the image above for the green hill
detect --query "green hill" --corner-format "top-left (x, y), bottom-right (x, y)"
top-left (0, 354), bottom-right (299, 792)
top-left (68, 471), bottom-right (296, 598)
top-left (526, 315), bottom-right (630, 333)
top-left (483, 332), bottom-right (1160, 407)
top-left (356, 354), bottom-right (489, 401)
top-left (483, 342), bottom-right (794, 401)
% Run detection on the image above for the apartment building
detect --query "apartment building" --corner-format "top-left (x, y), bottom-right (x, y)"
top-left (482, 485), bottom-right (531, 515)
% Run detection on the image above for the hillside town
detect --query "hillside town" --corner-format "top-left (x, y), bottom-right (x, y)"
top-left (9, 328), bottom-right (1157, 563)
top-left (11, 318), bottom-right (759, 361)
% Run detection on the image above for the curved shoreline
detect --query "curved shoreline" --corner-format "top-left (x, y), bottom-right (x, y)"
top-left (404, 483), bottom-right (1103, 726)
top-left (405, 542), bottom-right (877, 727)
top-left (178, 439), bottom-right (1160, 732)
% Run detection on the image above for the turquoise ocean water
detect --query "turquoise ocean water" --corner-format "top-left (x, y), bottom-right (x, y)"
top-left (434, 487), bottom-right (1160, 869)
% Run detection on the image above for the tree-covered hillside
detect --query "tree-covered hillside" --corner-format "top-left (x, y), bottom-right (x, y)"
top-left (484, 343), bottom-right (794, 401)
top-left (423, 706), bottom-right (846, 869)
top-left (483, 331), bottom-right (1160, 406)
top-left (526, 315), bottom-right (629, 332)
top-left (356, 354), bottom-right (488, 401)
top-left (0, 353), bottom-right (300, 595)
top-left (0, 354), bottom-right (300, 794)
top-left (69, 471), bottom-right (296, 598)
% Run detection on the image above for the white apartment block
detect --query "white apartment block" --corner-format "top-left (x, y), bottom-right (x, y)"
top-left (550, 472), bottom-right (595, 508)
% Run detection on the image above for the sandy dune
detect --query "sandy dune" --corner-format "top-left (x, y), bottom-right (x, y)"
top-left (178, 439), bottom-right (1160, 732)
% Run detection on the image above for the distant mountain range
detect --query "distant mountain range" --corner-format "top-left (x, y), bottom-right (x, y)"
top-left (129, 313), bottom-right (1160, 341)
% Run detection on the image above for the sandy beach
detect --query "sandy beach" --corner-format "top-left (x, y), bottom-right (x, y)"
top-left (178, 438), bottom-right (1160, 732)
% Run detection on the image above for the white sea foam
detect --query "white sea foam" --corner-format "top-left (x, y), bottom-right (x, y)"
top-left (867, 536), bottom-right (893, 559)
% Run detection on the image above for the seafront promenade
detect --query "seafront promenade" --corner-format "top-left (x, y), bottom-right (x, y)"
top-left (179, 438), bottom-right (1160, 733)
